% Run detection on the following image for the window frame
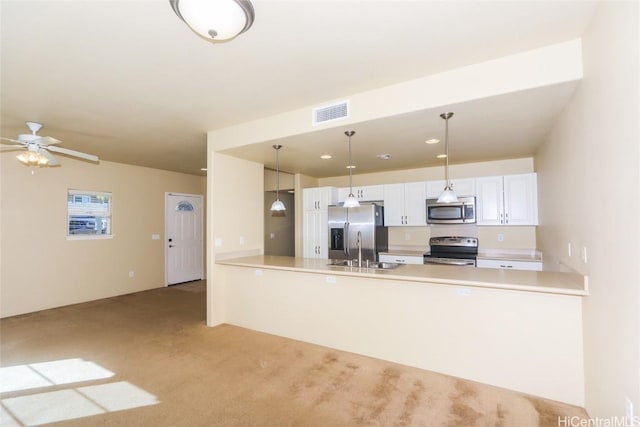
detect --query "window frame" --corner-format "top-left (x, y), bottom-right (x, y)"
top-left (66, 189), bottom-right (113, 240)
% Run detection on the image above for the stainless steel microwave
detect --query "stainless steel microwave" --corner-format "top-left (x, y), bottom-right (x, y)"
top-left (426, 196), bottom-right (476, 224)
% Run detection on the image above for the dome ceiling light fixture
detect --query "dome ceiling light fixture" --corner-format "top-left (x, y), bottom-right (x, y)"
top-left (169, 0), bottom-right (255, 42)
top-left (270, 145), bottom-right (286, 214)
top-left (343, 131), bottom-right (360, 208)
top-left (437, 112), bottom-right (459, 204)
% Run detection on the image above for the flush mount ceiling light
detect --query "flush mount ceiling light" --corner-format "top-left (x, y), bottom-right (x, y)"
top-left (425, 138), bottom-right (440, 144)
top-left (170, 0), bottom-right (255, 42)
top-left (437, 112), bottom-right (459, 204)
top-left (376, 154), bottom-right (391, 160)
top-left (343, 131), bottom-right (360, 208)
top-left (320, 154), bottom-right (332, 160)
top-left (270, 145), bottom-right (286, 213)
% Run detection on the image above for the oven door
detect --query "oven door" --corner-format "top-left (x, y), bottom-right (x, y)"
top-left (423, 257), bottom-right (476, 267)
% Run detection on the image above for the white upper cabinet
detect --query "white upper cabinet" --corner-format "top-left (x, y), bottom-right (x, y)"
top-left (337, 185), bottom-right (384, 203)
top-left (426, 178), bottom-right (476, 199)
top-left (476, 173), bottom-right (538, 226)
top-left (303, 187), bottom-right (337, 211)
top-left (383, 182), bottom-right (427, 226)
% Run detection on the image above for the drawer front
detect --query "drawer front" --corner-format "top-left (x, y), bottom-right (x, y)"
top-left (476, 259), bottom-right (542, 271)
top-left (379, 254), bottom-right (424, 265)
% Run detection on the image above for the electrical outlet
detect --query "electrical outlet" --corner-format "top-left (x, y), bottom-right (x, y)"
top-left (270, 232), bottom-right (275, 239)
top-left (325, 275), bottom-right (336, 283)
top-left (626, 396), bottom-right (634, 420)
top-left (255, 269), bottom-right (263, 276)
top-left (239, 236), bottom-right (245, 246)
top-left (582, 246), bottom-right (588, 264)
top-left (128, 271), bottom-right (134, 278)
top-left (497, 233), bottom-right (504, 242)
top-left (215, 238), bottom-right (222, 247)
top-left (568, 242), bottom-right (572, 257)
top-left (405, 232), bottom-right (411, 241)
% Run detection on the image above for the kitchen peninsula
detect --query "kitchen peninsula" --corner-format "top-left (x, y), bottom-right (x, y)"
top-left (214, 255), bottom-right (587, 406)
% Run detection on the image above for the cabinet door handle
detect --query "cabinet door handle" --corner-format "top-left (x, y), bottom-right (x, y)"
top-left (505, 212), bottom-right (509, 224)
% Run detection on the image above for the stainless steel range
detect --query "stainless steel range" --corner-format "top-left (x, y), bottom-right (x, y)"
top-left (423, 236), bottom-right (478, 267)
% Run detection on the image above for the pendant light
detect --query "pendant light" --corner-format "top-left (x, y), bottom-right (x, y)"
top-left (270, 145), bottom-right (286, 213)
top-left (343, 131), bottom-right (360, 208)
top-left (170, 0), bottom-right (255, 42)
top-left (437, 112), bottom-right (459, 203)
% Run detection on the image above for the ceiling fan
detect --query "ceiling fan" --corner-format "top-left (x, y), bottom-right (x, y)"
top-left (0, 121), bottom-right (99, 167)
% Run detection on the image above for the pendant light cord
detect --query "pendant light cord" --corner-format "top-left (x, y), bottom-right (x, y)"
top-left (275, 146), bottom-right (280, 200)
top-left (444, 116), bottom-right (450, 187)
top-left (346, 130), bottom-right (355, 196)
top-left (348, 135), bottom-right (353, 194)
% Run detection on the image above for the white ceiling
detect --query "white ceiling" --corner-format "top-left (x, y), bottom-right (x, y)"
top-left (0, 0), bottom-right (597, 176)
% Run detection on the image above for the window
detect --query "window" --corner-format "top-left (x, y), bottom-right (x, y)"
top-left (176, 201), bottom-right (194, 211)
top-left (67, 190), bottom-right (112, 239)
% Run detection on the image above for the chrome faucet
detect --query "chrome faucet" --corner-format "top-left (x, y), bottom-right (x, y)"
top-left (356, 230), bottom-right (362, 267)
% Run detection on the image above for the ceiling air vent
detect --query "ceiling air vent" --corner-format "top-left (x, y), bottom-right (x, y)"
top-left (312, 100), bottom-right (349, 125)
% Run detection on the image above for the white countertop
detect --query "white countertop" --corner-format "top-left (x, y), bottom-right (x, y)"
top-left (216, 255), bottom-right (588, 296)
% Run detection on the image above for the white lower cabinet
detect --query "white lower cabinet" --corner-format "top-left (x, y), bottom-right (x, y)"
top-left (383, 182), bottom-right (426, 226)
top-left (476, 259), bottom-right (542, 271)
top-left (379, 254), bottom-right (424, 265)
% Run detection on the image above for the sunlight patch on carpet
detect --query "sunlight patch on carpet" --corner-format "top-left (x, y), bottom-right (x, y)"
top-left (0, 359), bottom-right (159, 426)
top-left (0, 359), bottom-right (114, 393)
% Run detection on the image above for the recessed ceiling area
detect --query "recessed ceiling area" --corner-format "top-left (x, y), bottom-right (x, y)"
top-left (221, 81), bottom-right (580, 178)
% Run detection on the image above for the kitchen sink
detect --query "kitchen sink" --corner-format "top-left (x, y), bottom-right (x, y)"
top-left (327, 260), bottom-right (401, 270)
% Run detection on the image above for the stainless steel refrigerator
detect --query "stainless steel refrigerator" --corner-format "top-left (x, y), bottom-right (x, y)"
top-left (328, 203), bottom-right (388, 262)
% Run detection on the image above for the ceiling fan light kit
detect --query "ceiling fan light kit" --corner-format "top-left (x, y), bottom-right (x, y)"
top-left (170, 0), bottom-right (255, 42)
top-left (1, 121), bottom-right (99, 170)
top-left (437, 112), bottom-right (459, 204)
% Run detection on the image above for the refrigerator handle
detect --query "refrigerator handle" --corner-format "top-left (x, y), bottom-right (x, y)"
top-left (344, 222), bottom-right (350, 258)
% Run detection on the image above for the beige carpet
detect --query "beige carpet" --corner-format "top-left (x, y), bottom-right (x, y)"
top-left (0, 281), bottom-right (588, 426)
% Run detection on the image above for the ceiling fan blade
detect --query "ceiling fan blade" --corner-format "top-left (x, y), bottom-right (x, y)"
top-left (37, 136), bottom-right (62, 146)
top-left (38, 148), bottom-right (60, 166)
top-left (47, 145), bottom-right (99, 162)
top-left (0, 136), bottom-right (25, 145)
top-left (0, 146), bottom-right (26, 152)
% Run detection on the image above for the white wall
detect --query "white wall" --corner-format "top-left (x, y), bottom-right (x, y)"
top-left (206, 151), bottom-right (264, 325)
top-left (0, 155), bottom-right (205, 317)
top-left (535, 1), bottom-right (640, 417)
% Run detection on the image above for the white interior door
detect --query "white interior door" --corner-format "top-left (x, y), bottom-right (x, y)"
top-left (166, 193), bottom-right (203, 285)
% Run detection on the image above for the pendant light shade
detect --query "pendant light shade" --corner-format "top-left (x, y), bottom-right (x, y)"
top-left (344, 131), bottom-right (360, 208)
top-left (270, 145), bottom-right (286, 213)
top-left (170, 0), bottom-right (255, 42)
top-left (437, 112), bottom-right (459, 204)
